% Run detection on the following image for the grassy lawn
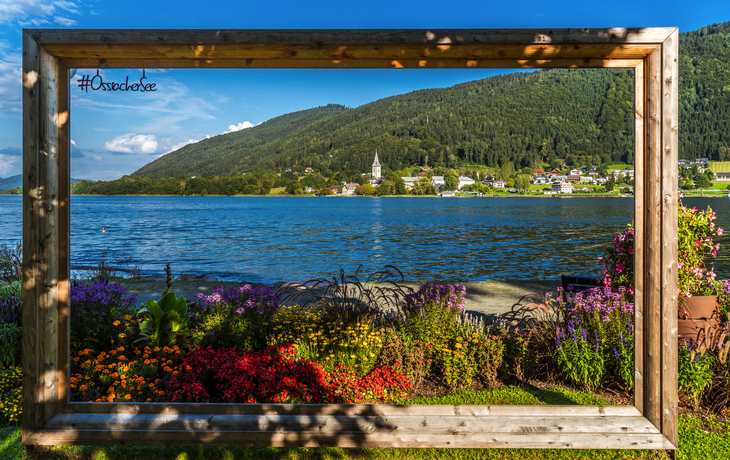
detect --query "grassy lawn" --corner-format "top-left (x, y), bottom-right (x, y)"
top-left (710, 161), bottom-right (730, 173)
top-left (1, 386), bottom-right (725, 459)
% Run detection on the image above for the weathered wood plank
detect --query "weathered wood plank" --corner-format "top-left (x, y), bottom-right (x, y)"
top-left (25, 428), bottom-right (676, 449)
top-left (63, 402), bottom-right (641, 417)
top-left (59, 57), bottom-right (642, 69)
top-left (644, 47), bottom-right (663, 429)
top-left (55, 59), bottom-right (70, 413)
top-left (43, 413), bottom-right (659, 434)
top-left (633, 60), bottom-right (645, 413)
top-left (660, 29), bottom-right (679, 450)
top-left (21, 30), bottom-right (41, 445)
top-left (27, 28), bottom-right (678, 46)
top-left (38, 45), bottom-right (62, 429)
top-left (42, 43), bottom-right (660, 60)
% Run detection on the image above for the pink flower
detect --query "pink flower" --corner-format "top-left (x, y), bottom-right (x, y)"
top-left (677, 262), bottom-right (683, 269)
top-left (692, 267), bottom-right (703, 277)
top-left (708, 271), bottom-right (717, 280)
top-left (718, 228), bottom-right (724, 236)
top-left (694, 240), bottom-right (702, 247)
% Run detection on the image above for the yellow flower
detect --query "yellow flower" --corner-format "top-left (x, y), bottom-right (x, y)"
top-left (112, 320), bottom-right (121, 326)
top-left (119, 333), bottom-right (126, 338)
top-left (455, 343), bottom-right (462, 349)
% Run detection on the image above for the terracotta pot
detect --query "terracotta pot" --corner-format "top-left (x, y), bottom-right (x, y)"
top-left (678, 295), bottom-right (719, 342)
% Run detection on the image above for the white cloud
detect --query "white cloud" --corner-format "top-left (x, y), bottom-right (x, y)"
top-left (91, 155), bottom-right (103, 162)
top-left (224, 121), bottom-right (259, 133)
top-left (71, 139), bottom-right (77, 147)
top-left (0, 0), bottom-right (80, 24)
top-left (54, 15), bottom-right (76, 26)
top-left (168, 137), bottom-right (204, 152)
top-left (0, 154), bottom-right (20, 175)
top-left (104, 133), bottom-right (159, 155)
top-left (0, 58), bottom-right (21, 116)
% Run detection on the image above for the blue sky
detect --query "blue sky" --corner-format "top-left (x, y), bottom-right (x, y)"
top-left (0, 0), bottom-right (729, 181)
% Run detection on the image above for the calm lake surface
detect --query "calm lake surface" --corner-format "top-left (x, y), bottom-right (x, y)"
top-left (1, 195), bottom-right (729, 284)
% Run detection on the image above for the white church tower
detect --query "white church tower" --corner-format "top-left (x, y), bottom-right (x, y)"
top-left (372, 150), bottom-right (382, 179)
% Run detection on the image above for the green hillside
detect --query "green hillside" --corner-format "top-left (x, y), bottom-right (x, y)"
top-left (132, 21), bottom-right (730, 179)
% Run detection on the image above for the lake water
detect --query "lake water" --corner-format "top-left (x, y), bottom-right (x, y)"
top-left (1, 195), bottom-right (729, 284)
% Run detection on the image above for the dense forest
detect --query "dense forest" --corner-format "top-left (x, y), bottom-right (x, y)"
top-left (127, 21), bottom-right (730, 180)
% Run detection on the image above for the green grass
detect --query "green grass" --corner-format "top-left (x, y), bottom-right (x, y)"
top-left (2, 385), bottom-right (723, 459)
top-left (710, 161), bottom-right (730, 173)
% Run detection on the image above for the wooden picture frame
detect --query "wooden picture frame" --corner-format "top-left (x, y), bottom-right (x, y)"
top-left (22, 28), bottom-right (678, 451)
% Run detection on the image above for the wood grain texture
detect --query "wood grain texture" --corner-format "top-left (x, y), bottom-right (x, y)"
top-left (55, 59), bottom-right (70, 414)
top-left (38, 46), bottom-right (61, 429)
top-left (633, 60), bottom-right (645, 414)
top-left (644, 48), bottom-right (663, 430)
top-left (62, 403), bottom-right (642, 416)
top-left (42, 43), bottom-right (660, 60)
top-left (58, 57), bottom-right (643, 69)
top-left (26, 28), bottom-right (678, 45)
top-left (660, 29), bottom-right (679, 449)
top-left (22, 30), bottom-right (41, 445)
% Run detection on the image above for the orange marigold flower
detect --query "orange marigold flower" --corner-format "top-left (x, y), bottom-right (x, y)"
top-left (146, 398), bottom-right (152, 403)
top-left (153, 347), bottom-right (160, 352)
top-left (117, 346), bottom-right (125, 352)
top-left (144, 359), bottom-right (150, 365)
top-left (70, 384), bottom-right (75, 389)
top-left (110, 372), bottom-right (119, 379)
top-left (109, 350), bottom-right (117, 356)
top-left (142, 354), bottom-right (149, 359)
top-left (73, 357), bottom-right (80, 362)
top-left (102, 369), bottom-right (110, 374)
top-left (107, 396), bottom-right (114, 402)
top-left (138, 391), bottom-right (143, 395)
top-left (81, 363), bottom-right (87, 369)
top-left (79, 385), bottom-right (88, 392)
top-left (124, 394), bottom-right (132, 400)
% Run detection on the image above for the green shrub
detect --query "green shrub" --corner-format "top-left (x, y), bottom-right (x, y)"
top-left (679, 340), bottom-right (716, 409)
top-left (0, 324), bottom-right (21, 368)
top-left (136, 290), bottom-right (189, 348)
top-left (376, 328), bottom-right (431, 388)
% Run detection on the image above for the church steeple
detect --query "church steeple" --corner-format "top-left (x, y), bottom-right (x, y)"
top-left (371, 150), bottom-right (382, 178)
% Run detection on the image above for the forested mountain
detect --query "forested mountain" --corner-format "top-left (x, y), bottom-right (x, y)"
top-left (132, 21), bottom-right (730, 179)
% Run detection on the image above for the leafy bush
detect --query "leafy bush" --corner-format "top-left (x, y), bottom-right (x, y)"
top-left (0, 242), bottom-right (21, 284)
top-left (677, 203), bottom-right (722, 296)
top-left (269, 303), bottom-right (384, 376)
top-left (0, 324), bottom-right (21, 368)
top-left (396, 282), bottom-right (466, 353)
top-left (192, 284), bottom-right (280, 351)
top-left (136, 290), bottom-right (189, 347)
top-left (375, 328), bottom-right (431, 388)
top-left (556, 319), bottom-right (605, 390)
top-left (70, 279), bottom-right (138, 352)
top-left (679, 339), bottom-right (716, 409)
top-left (0, 281), bottom-right (21, 326)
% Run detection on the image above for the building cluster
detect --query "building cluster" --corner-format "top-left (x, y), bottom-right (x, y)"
top-left (314, 153), bottom-right (639, 195)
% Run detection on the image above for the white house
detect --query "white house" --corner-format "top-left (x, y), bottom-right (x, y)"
top-left (579, 176), bottom-right (594, 183)
top-left (716, 173), bottom-right (730, 181)
top-left (552, 181), bottom-right (574, 193)
top-left (440, 190), bottom-right (456, 197)
top-left (458, 176), bottom-right (476, 189)
top-left (401, 177), bottom-right (419, 190)
top-left (532, 175), bottom-right (550, 185)
top-left (432, 176), bottom-right (445, 188)
top-left (343, 183), bottom-right (359, 196)
top-left (570, 169), bottom-right (582, 176)
top-left (492, 179), bottom-right (506, 189)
